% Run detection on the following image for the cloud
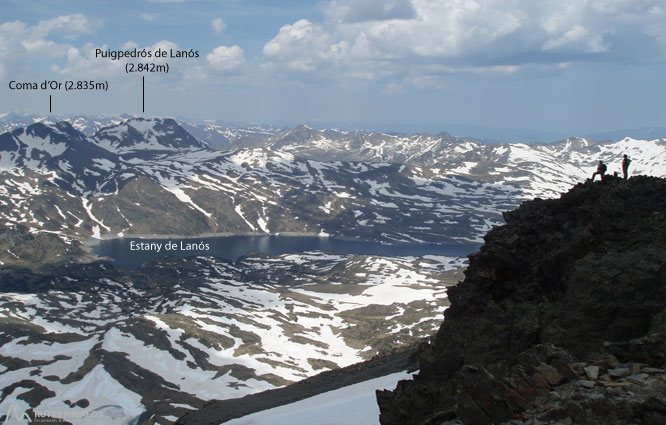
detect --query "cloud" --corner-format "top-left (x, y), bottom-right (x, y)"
top-left (263, 19), bottom-right (347, 72)
top-left (262, 0), bottom-right (666, 84)
top-left (50, 43), bottom-right (123, 78)
top-left (643, 4), bottom-right (666, 45)
top-left (326, 0), bottom-right (416, 23)
top-left (382, 82), bottom-right (405, 95)
top-left (212, 18), bottom-right (227, 35)
top-left (146, 0), bottom-right (184, 3)
top-left (50, 40), bottom-right (184, 79)
top-left (0, 14), bottom-right (100, 80)
top-left (542, 25), bottom-right (607, 52)
top-left (121, 41), bottom-right (139, 50)
top-left (33, 14), bottom-right (97, 39)
top-left (148, 40), bottom-right (180, 62)
top-left (0, 14), bottom-right (96, 58)
top-left (0, 13), bottom-right (204, 86)
top-left (141, 13), bottom-right (158, 22)
top-left (207, 45), bottom-right (245, 71)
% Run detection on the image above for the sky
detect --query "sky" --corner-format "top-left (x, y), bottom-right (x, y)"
top-left (1, 0), bottom-right (665, 140)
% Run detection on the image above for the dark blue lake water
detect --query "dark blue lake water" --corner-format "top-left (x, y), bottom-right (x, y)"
top-left (91, 235), bottom-right (481, 269)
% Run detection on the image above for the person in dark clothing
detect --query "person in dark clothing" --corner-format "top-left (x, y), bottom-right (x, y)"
top-left (622, 154), bottom-right (631, 179)
top-left (591, 160), bottom-right (607, 181)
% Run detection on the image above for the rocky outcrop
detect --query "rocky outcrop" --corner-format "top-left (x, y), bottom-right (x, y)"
top-left (377, 176), bottom-right (666, 424)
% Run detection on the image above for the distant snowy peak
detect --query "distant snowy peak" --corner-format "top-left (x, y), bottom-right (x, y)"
top-left (265, 126), bottom-right (493, 165)
top-left (0, 118), bottom-right (211, 194)
top-left (552, 136), bottom-right (594, 150)
top-left (20, 120), bottom-right (83, 142)
top-left (619, 136), bottom-right (666, 146)
top-left (0, 121), bottom-right (90, 170)
top-left (273, 125), bottom-right (323, 146)
top-left (177, 121), bottom-right (283, 149)
top-left (1, 117), bottom-right (208, 165)
top-left (93, 118), bottom-right (207, 153)
top-left (65, 115), bottom-right (128, 136)
top-left (0, 113), bottom-right (134, 136)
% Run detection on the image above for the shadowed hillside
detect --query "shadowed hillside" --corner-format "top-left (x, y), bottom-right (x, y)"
top-left (378, 176), bottom-right (666, 425)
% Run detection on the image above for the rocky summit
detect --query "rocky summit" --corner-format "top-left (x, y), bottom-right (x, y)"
top-left (377, 176), bottom-right (666, 425)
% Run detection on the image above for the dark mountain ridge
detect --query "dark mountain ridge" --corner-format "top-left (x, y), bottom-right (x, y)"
top-left (377, 175), bottom-right (666, 424)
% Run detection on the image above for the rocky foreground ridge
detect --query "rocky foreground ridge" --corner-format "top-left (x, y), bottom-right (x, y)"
top-left (377, 176), bottom-right (666, 425)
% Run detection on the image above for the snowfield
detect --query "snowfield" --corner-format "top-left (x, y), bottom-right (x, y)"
top-left (0, 253), bottom-right (464, 424)
top-left (223, 371), bottom-right (414, 425)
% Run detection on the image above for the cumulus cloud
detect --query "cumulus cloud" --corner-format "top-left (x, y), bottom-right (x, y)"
top-left (50, 43), bottom-right (123, 78)
top-left (207, 45), bottom-right (245, 71)
top-left (263, 19), bottom-right (348, 72)
top-left (148, 40), bottom-right (180, 62)
top-left (262, 0), bottom-right (666, 83)
top-left (212, 18), bottom-right (227, 35)
top-left (0, 12), bottom-right (203, 84)
top-left (49, 40), bottom-right (175, 78)
top-left (50, 39), bottom-right (195, 81)
top-left (0, 14), bottom-right (96, 58)
top-left (0, 14), bottom-right (100, 80)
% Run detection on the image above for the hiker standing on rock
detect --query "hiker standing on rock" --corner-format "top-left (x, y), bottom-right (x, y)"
top-left (622, 154), bottom-right (632, 179)
top-left (591, 160), bottom-right (607, 181)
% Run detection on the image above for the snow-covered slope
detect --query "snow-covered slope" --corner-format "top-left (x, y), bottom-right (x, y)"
top-left (223, 371), bottom-right (414, 425)
top-left (1, 116), bottom-right (665, 267)
top-left (0, 113), bottom-right (130, 136)
top-left (263, 127), bottom-right (666, 199)
top-left (92, 118), bottom-right (207, 153)
top-left (0, 118), bottom-right (527, 267)
top-left (0, 253), bottom-right (462, 424)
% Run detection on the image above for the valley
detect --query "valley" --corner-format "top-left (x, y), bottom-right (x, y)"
top-left (0, 252), bottom-right (464, 424)
top-left (0, 115), bottom-right (665, 424)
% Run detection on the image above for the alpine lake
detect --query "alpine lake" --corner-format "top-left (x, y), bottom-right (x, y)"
top-left (91, 234), bottom-right (481, 269)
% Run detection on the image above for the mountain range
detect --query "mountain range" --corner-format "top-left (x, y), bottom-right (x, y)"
top-left (0, 114), bottom-right (665, 425)
top-left (1, 116), bottom-right (665, 269)
top-left (3, 112), bottom-right (666, 145)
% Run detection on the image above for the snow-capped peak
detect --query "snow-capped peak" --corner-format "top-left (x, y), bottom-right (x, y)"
top-left (92, 117), bottom-right (207, 153)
